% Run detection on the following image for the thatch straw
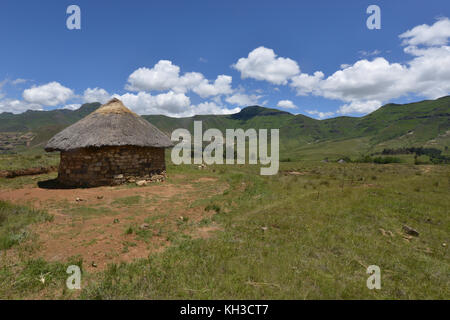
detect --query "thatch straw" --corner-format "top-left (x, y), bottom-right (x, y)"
top-left (45, 98), bottom-right (173, 151)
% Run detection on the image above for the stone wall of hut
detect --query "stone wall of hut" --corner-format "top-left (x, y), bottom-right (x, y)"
top-left (57, 146), bottom-right (166, 187)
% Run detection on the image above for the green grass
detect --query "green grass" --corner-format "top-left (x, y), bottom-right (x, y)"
top-left (0, 159), bottom-right (449, 299)
top-left (75, 163), bottom-right (449, 299)
top-left (0, 256), bottom-right (83, 299)
top-left (0, 200), bottom-right (53, 250)
top-left (0, 149), bottom-right (59, 171)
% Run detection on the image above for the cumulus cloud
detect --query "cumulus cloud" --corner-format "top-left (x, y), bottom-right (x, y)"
top-left (125, 60), bottom-right (233, 98)
top-left (126, 60), bottom-right (182, 92)
top-left (193, 75), bottom-right (233, 98)
top-left (305, 109), bottom-right (335, 119)
top-left (233, 46), bottom-right (300, 85)
top-left (290, 71), bottom-right (324, 96)
top-left (113, 91), bottom-right (239, 117)
top-left (403, 45), bottom-right (450, 99)
top-left (291, 58), bottom-right (407, 114)
top-left (337, 100), bottom-right (381, 115)
top-left (83, 87), bottom-right (111, 104)
top-left (319, 58), bottom-right (408, 102)
top-left (288, 18), bottom-right (450, 114)
top-left (114, 91), bottom-right (190, 115)
top-left (399, 17), bottom-right (450, 46)
top-left (225, 93), bottom-right (261, 106)
top-left (180, 102), bottom-right (240, 118)
top-left (276, 100), bottom-right (297, 109)
top-left (23, 82), bottom-right (74, 106)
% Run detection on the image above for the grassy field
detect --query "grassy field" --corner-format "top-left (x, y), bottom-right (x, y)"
top-left (0, 152), bottom-right (449, 299)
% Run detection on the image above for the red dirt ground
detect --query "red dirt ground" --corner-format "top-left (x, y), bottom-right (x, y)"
top-left (0, 175), bottom-right (225, 271)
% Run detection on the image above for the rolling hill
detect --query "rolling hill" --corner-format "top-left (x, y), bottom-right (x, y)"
top-left (0, 96), bottom-right (449, 160)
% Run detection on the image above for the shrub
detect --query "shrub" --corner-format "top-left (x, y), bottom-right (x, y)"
top-left (205, 204), bottom-right (221, 213)
top-left (353, 155), bottom-right (402, 164)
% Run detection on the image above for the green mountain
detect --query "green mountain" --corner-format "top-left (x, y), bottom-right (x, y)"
top-left (0, 103), bottom-right (100, 148)
top-left (1, 96), bottom-right (449, 160)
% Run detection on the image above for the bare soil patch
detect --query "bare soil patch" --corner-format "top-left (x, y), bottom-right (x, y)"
top-left (0, 177), bottom-right (227, 271)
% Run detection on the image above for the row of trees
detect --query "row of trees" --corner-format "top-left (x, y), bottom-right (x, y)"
top-left (381, 147), bottom-right (450, 164)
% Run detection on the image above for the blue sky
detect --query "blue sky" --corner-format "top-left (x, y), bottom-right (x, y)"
top-left (0, 0), bottom-right (449, 118)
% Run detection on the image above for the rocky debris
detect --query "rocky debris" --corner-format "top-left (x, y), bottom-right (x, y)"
top-left (198, 164), bottom-right (207, 169)
top-left (337, 159), bottom-right (346, 163)
top-left (150, 174), bottom-right (164, 182)
top-left (136, 180), bottom-right (148, 186)
top-left (402, 225), bottom-right (419, 237)
top-left (379, 228), bottom-right (394, 237)
top-left (139, 223), bottom-right (150, 230)
top-left (97, 195), bottom-right (104, 200)
top-left (75, 197), bottom-right (84, 202)
top-left (91, 262), bottom-right (97, 268)
top-left (113, 218), bottom-right (120, 224)
top-left (135, 172), bottom-right (167, 186)
top-left (286, 171), bottom-right (304, 176)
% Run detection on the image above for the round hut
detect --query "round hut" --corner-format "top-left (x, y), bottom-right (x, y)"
top-left (45, 98), bottom-right (173, 187)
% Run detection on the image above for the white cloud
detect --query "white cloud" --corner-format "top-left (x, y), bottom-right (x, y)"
top-left (276, 100), bottom-right (297, 109)
top-left (179, 102), bottom-right (240, 118)
top-left (126, 60), bottom-right (183, 92)
top-left (193, 75), bottom-right (233, 98)
top-left (287, 18), bottom-right (450, 115)
top-left (233, 46), bottom-right (300, 85)
top-left (358, 49), bottom-right (381, 57)
top-left (114, 91), bottom-right (191, 115)
top-left (403, 45), bottom-right (450, 99)
top-left (0, 99), bottom-right (42, 114)
top-left (114, 91), bottom-right (239, 117)
top-left (11, 78), bottom-right (29, 85)
top-left (399, 18), bottom-right (450, 46)
top-left (23, 82), bottom-right (74, 106)
top-left (290, 71), bottom-right (324, 96)
top-left (337, 100), bottom-right (381, 114)
top-left (225, 93), bottom-right (261, 106)
top-left (305, 109), bottom-right (335, 119)
top-left (63, 104), bottom-right (82, 110)
top-left (83, 87), bottom-right (111, 104)
top-left (125, 60), bottom-right (233, 98)
top-left (319, 58), bottom-right (408, 102)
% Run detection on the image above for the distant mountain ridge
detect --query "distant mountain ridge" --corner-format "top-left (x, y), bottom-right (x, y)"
top-left (0, 96), bottom-right (449, 159)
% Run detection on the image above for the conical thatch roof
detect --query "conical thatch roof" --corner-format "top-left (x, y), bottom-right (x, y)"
top-left (45, 98), bottom-right (173, 152)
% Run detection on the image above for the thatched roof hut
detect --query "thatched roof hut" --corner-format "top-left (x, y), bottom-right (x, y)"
top-left (45, 98), bottom-right (173, 152)
top-left (45, 98), bottom-right (173, 187)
